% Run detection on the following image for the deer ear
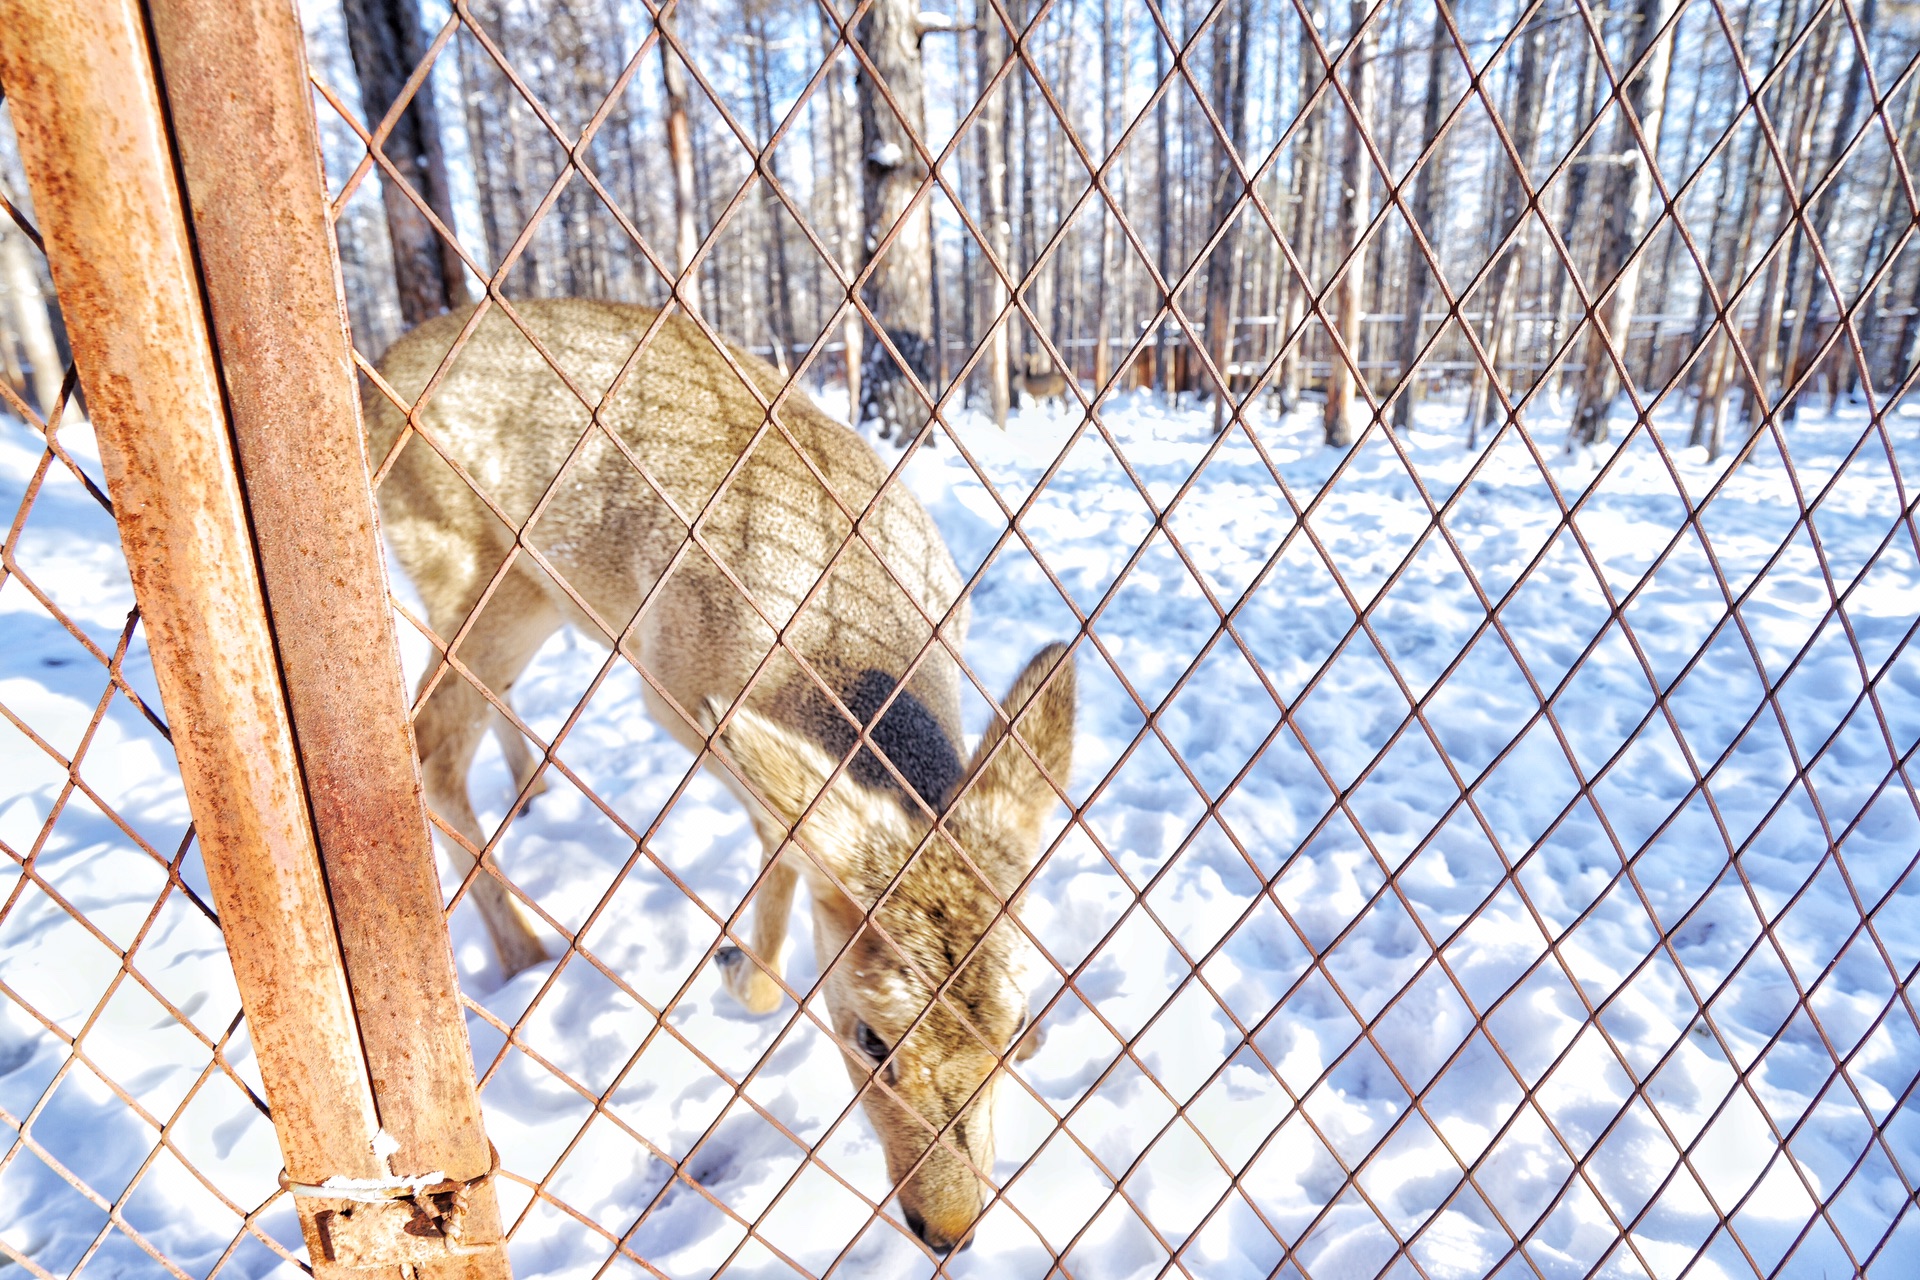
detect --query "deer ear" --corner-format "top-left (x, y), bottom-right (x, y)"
top-left (955, 644), bottom-right (1075, 835)
top-left (699, 698), bottom-right (897, 881)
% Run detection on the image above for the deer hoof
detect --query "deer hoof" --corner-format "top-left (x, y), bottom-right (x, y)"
top-left (715, 946), bottom-right (783, 1014)
top-left (1014, 1019), bottom-right (1047, 1062)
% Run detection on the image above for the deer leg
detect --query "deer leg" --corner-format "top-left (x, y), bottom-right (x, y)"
top-left (492, 705), bottom-right (550, 816)
top-left (716, 826), bottom-right (797, 1015)
top-left (415, 571), bottom-right (561, 977)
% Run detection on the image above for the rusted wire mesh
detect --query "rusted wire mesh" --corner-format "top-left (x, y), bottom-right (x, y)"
top-left (0, 102), bottom-right (308, 1278)
top-left (3, 0), bottom-right (1918, 1272)
top-left (298, 0), bottom-right (1920, 1275)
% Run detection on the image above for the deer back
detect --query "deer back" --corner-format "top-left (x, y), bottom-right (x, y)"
top-left (365, 299), bottom-right (970, 808)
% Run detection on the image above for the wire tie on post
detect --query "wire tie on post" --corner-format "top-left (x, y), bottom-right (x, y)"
top-left (277, 1141), bottom-right (499, 1202)
top-left (277, 1143), bottom-right (500, 1265)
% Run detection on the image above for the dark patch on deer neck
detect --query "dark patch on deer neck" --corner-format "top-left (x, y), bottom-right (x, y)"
top-left (814, 668), bottom-right (961, 813)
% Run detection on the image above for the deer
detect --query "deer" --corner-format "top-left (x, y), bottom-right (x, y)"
top-left (1010, 353), bottom-right (1070, 408)
top-left (364, 298), bottom-right (1076, 1256)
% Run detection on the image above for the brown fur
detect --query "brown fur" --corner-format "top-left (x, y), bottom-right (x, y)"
top-left (1011, 355), bottom-right (1070, 407)
top-left (366, 299), bottom-right (1076, 1253)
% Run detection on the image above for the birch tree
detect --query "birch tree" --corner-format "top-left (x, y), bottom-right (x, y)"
top-left (1324, 0), bottom-right (1376, 447)
top-left (1568, 0), bottom-right (1679, 446)
top-left (976, 0), bottom-right (1013, 424)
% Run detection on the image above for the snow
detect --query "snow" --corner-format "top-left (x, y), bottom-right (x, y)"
top-left (4, 388), bottom-right (1918, 1278)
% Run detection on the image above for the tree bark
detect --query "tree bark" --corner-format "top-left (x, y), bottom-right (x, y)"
top-left (1047, 0), bottom-right (1080, 361)
top-left (749, 13), bottom-right (796, 374)
top-left (1696, 106), bottom-right (1773, 460)
top-left (1366, 5), bottom-right (1409, 371)
top-left (1391, 9), bottom-right (1450, 432)
top-left (1154, 27), bottom-right (1174, 396)
top-left (1895, 270), bottom-right (1920, 396)
top-left (1684, 0), bottom-right (1771, 451)
top-left (1686, 126), bottom-right (1748, 449)
top-left (973, 0), bottom-right (1012, 425)
top-left (1324, 0), bottom-right (1375, 447)
top-left (1783, 0), bottom-right (1876, 421)
top-left (1463, 8), bottom-right (1553, 442)
top-left (455, 4), bottom-right (507, 280)
top-left (490, 10), bottom-right (551, 296)
top-left (1093, 0), bottom-right (1118, 393)
top-left (1547, 26), bottom-right (1602, 390)
top-left (856, 0), bottom-right (935, 441)
top-left (660, 0), bottom-right (702, 313)
top-left (1567, 0), bottom-right (1679, 446)
top-left (553, 2), bottom-right (609, 299)
top-left (1279, 20), bottom-right (1325, 413)
top-left (1746, 13), bottom-right (1832, 436)
top-left (1206, 1), bottom-right (1253, 432)
top-left (1849, 85), bottom-right (1919, 402)
top-left (340, 0), bottom-right (469, 327)
top-left (815, 14), bottom-right (862, 412)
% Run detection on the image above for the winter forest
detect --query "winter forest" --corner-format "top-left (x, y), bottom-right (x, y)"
top-left (6, 0), bottom-right (1920, 1276)
top-left (277, 0), bottom-right (1920, 460)
top-left (1, 0), bottom-right (1917, 450)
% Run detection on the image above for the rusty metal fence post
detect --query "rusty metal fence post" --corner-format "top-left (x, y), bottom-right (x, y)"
top-left (0, 2), bottom-right (508, 1276)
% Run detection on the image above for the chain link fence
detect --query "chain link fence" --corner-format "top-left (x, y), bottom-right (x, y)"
top-left (4, 0), bottom-right (1919, 1275)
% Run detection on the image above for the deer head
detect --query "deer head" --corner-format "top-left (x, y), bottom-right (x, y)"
top-left (710, 643), bottom-right (1075, 1254)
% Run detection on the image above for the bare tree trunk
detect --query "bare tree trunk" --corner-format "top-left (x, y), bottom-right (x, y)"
top-left (815, 15), bottom-right (862, 412)
top-left (1324, 0), bottom-right (1376, 447)
top-left (455, 7), bottom-right (507, 280)
top-left (1207, 1), bottom-right (1253, 433)
top-left (749, 14), bottom-right (796, 375)
top-left (1747, 14), bottom-right (1832, 436)
top-left (1390, 9), bottom-right (1449, 432)
top-left (856, 0), bottom-right (935, 441)
top-left (659, 0), bottom-right (702, 313)
top-left (340, 0), bottom-right (470, 327)
top-left (1463, 7), bottom-right (1553, 443)
top-left (975, 0), bottom-right (1012, 425)
top-left (1895, 270), bottom-right (1920, 396)
top-left (1366, 3), bottom-right (1409, 372)
top-left (1279, 24), bottom-right (1325, 413)
top-left (1696, 105), bottom-right (1773, 461)
top-left (1640, 13), bottom-right (1703, 391)
top-left (1784, 0), bottom-right (1876, 421)
top-left (1093, 0), bottom-right (1118, 393)
top-left (1850, 84), bottom-right (1918, 402)
top-left (553, 3), bottom-right (611, 299)
top-left (1686, 129), bottom-right (1751, 449)
top-left (1154, 28), bottom-right (1174, 397)
top-left (1684, 0), bottom-right (1773, 451)
top-left (1547, 29), bottom-right (1601, 393)
top-left (1046, 2), bottom-right (1079, 363)
top-left (1567, 0), bottom-right (1678, 446)
top-left (491, 11), bottom-right (550, 297)
top-left (0, 218), bottom-right (62, 419)
top-left (954, 40), bottom-right (974, 390)
top-left (1013, 0), bottom-right (1038, 371)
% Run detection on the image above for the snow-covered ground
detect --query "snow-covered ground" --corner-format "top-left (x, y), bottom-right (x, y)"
top-left (4, 388), bottom-right (1918, 1279)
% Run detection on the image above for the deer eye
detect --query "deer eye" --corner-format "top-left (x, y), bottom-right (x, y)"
top-left (854, 1021), bottom-right (889, 1063)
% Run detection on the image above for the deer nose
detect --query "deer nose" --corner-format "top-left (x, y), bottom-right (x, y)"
top-left (902, 1207), bottom-right (970, 1257)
